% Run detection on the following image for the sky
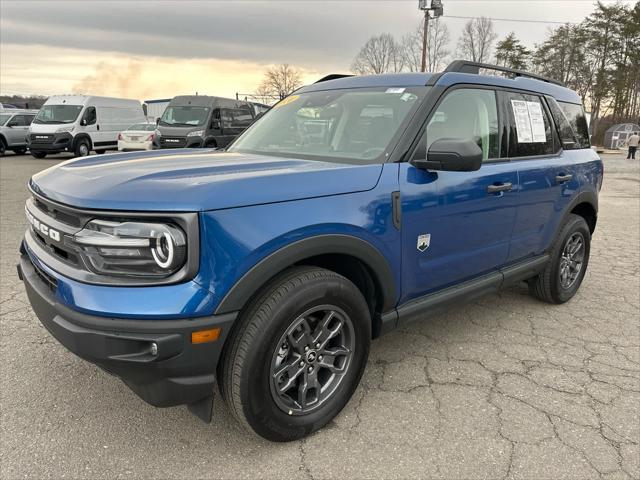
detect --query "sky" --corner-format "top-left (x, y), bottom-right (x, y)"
top-left (0, 0), bottom-right (635, 101)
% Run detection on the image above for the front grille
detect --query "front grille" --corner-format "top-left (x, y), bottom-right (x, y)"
top-left (26, 193), bottom-right (86, 269)
top-left (30, 257), bottom-right (58, 292)
top-left (160, 136), bottom-right (186, 148)
top-left (30, 134), bottom-right (54, 143)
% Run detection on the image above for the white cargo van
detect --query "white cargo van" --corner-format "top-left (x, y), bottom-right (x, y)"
top-left (28, 95), bottom-right (146, 158)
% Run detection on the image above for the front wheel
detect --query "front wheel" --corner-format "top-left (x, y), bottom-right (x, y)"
top-left (31, 151), bottom-right (47, 159)
top-left (13, 147), bottom-right (27, 155)
top-left (529, 214), bottom-right (591, 304)
top-left (74, 139), bottom-right (90, 157)
top-left (221, 266), bottom-right (371, 441)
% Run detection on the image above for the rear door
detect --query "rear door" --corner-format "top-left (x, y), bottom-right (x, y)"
top-left (502, 91), bottom-right (581, 262)
top-left (399, 87), bottom-right (518, 304)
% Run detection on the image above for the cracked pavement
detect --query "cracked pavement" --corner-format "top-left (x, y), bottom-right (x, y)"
top-left (1, 153), bottom-right (638, 479)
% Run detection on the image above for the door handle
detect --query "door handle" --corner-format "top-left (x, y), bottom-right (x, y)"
top-left (555, 174), bottom-right (573, 183)
top-left (487, 182), bottom-right (513, 194)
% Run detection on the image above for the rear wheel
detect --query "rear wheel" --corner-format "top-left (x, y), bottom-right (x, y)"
top-left (13, 147), bottom-right (27, 155)
top-left (529, 214), bottom-right (591, 304)
top-left (74, 139), bottom-right (90, 157)
top-left (221, 266), bottom-right (371, 441)
top-left (0, 139), bottom-right (6, 157)
top-left (95, 149), bottom-right (106, 154)
top-left (31, 151), bottom-right (47, 159)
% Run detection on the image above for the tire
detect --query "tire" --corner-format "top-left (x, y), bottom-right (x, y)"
top-left (31, 151), bottom-right (47, 159)
top-left (74, 138), bottom-right (91, 157)
top-left (13, 147), bottom-right (27, 155)
top-left (0, 139), bottom-right (6, 157)
top-left (95, 149), bottom-right (106, 154)
top-left (221, 266), bottom-right (371, 441)
top-left (528, 214), bottom-right (591, 304)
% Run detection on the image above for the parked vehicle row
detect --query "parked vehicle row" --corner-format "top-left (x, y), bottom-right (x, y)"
top-left (7, 94), bottom-right (267, 159)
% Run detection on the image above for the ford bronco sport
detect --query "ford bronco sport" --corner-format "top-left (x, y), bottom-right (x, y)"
top-left (19, 61), bottom-right (602, 441)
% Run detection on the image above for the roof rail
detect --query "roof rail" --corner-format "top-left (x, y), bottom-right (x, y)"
top-left (443, 60), bottom-right (565, 87)
top-left (314, 74), bottom-right (354, 84)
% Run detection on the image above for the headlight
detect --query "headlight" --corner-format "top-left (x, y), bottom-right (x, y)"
top-left (56, 125), bottom-right (74, 133)
top-left (69, 220), bottom-right (187, 278)
top-left (187, 130), bottom-right (205, 137)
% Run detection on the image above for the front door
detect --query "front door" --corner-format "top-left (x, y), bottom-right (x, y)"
top-left (399, 87), bottom-right (518, 304)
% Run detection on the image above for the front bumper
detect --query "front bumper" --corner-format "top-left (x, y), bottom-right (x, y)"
top-left (27, 132), bottom-right (73, 153)
top-left (18, 252), bottom-right (237, 417)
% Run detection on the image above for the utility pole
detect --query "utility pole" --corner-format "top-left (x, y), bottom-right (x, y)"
top-left (418, 0), bottom-right (444, 72)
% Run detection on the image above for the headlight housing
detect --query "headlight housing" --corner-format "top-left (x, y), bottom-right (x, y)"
top-left (56, 125), bottom-right (75, 134)
top-left (70, 220), bottom-right (187, 278)
top-left (187, 130), bottom-right (205, 137)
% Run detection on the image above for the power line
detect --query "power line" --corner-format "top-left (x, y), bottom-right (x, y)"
top-left (444, 14), bottom-right (578, 25)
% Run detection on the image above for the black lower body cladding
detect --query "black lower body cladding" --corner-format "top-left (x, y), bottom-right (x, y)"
top-left (18, 252), bottom-right (237, 412)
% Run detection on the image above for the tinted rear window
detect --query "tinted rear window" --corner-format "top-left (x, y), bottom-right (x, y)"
top-left (558, 102), bottom-right (590, 148)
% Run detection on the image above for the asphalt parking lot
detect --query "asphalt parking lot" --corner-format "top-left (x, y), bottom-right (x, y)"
top-left (1, 151), bottom-right (638, 479)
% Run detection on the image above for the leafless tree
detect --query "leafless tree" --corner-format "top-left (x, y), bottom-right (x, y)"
top-left (456, 17), bottom-right (498, 64)
top-left (351, 33), bottom-right (404, 75)
top-left (258, 64), bottom-right (303, 100)
top-left (402, 18), bottom-right (451, 72)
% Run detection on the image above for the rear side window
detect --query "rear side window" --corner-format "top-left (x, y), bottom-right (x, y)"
top-left (547, 98), bottom-right (579, 150)
top-left (558, 101), bottom-right (590, 148)
top-left (502, 92), bottom-right (555, 157)
top-left (423, 88), bottom-right (499, 161)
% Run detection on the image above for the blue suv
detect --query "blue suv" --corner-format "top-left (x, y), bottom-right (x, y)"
top-left (19, 61), bottom-right (602, 441)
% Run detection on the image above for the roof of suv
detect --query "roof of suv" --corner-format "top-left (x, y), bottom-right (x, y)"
top-left (299, 63), bottom-right (581, 105)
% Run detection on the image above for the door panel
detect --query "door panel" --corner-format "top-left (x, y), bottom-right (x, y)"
top-left (399, 162), bottom-right (518, 304)
top-left (509, 152), bottom-right (581, 261)
top-left (399, 87), bottom-right (517, 305)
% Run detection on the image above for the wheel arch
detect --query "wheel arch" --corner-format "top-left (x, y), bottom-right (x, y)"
top-left (214, 234), bottom-right (397, 336)
top-left (0, 133), bottom-right (7, 146)
top-left (203, 137), bottom-right (217, 148)
top-left (72, 134), bottom-right (93, 152)
top-left (566, 191), bottom-right (598, 234)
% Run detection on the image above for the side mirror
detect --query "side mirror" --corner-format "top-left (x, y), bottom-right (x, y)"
top-left (80, 119), bottom-right (87, 126)
top-left (6, 122), bottom-right (17, 128)
top-left (411, 138), bottom-right (483, 172)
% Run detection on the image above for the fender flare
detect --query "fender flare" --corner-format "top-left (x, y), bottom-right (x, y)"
top-left (214, 234), bottom-right (397, 315)
top-left (562, 189), bottom-right (598, 229)
top-left (72, 134), bottom-right (93, 151)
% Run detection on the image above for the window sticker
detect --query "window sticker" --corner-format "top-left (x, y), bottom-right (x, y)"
top-left (526, 101), bottom-right (547, 143)
top-left (273, 95), bottom-right (300, 108)
top-left (385, 88), bottom-right (405, 94)
top-left (511, 100), bottom-right (533, 143)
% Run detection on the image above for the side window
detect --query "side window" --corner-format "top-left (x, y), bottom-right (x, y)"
top-left (420, 88), bottom-right (499, 161)
top-left (503, 92), bottom-right (555, 157)
top-left (24, 115), bottom-right (35, 125)
top-left (558, 101), bottom-right (591, 148)
top-left (547, 98), bottom-right (578, 150)
top-left (232, 108), bottom-right (254, 127)
top-left (221, 109), bottom-right (233, 130)
top-left (8, 115), bottom-right (25, 126)
top-left (82, 107), bottom-right (97, 126)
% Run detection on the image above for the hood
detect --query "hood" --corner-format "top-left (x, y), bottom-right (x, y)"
top-left (157, 125), bottom-right (202, 137)
top-left (30, 122), bottom-right (73, 134)
top-left (30, 150), bottom-right (383, 211)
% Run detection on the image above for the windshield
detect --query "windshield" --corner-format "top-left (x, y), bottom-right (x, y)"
top-left (127, 123), bottom-right (155, 131)
top-left (34, 105), bottom-right (83, 124)
top-left (228, 87), bottom-right (427, 163)
top-left (0, 114), bottom-right (12, 126)
top-left (159, 106), bottom-right (210, 127)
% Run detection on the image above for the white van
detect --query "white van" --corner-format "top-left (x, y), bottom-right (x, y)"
top-left (28, 95), bottom-right (146, 158)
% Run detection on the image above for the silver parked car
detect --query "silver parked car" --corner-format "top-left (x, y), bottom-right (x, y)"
top-left (0, 110), bottom-right (37, 156)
